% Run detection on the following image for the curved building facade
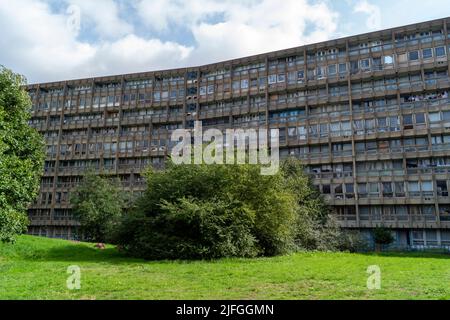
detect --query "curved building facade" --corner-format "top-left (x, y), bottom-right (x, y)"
top-left (27, 17), bottom-right (450, 248)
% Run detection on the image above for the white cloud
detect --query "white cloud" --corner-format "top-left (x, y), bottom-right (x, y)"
top-left (354, 0), bottom-right (381, 30)
top-left (134, 0), bottom-right (225, 32)
top-left (137, 0), bottom-right (340, 65)
top-left (90, 35), bottom-right (193, 75)
top-left (0, 0), bottom-right (192, 83)
top-left (0, 0), bottom-right (340, 83)
top-left (66, 0), bottom-right (134, 39)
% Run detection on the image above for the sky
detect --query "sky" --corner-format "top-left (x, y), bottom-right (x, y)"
top-left (0, 0), bottom-right (449, 84)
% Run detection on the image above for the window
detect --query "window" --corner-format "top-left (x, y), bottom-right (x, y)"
top-left (432, 135), bottom-right (444, 145)
top-left (366, 141), bottom-right (377, 152)
top-left (412, 231), bottom-right (424, 245)
top-left (435, 46), bottom-right (446, 57)
top-left (107, 95), bottom-right (114, 106)
top-left (395, 182), bottom-right (405, 197)
top-left (382, 182), bottom-right (393, 197)
top-left (268, 74), bottom-right (277, 84)
top-left (298, 126), bottom-right (307, 140)
top-left (277, 74), bottom-right (285, 83)
top-left (389, 116), bottom-right (400, 131)
top-left (369, 183), bottom-right (379, 195)
top-left (316, 67), bottom-right (326, 79)
top-left (422, 181), bottom-right (433, 192)
top-left (320, 124), bottom-right (328, 137)
top-left (350, 60), bottom-right (359, 73)
top-left (408, 182), bottom-right (420, 193)
top-left (258, 77), bottom-right (266, 87)
top-left (437, 180), bottom-right (448, 196)
top-left (416, 137), bottom-right (428, 146)
top-left (384, 55), bottom-right (394, 65)
top-left (341, 121), bottom-right (351, 133)
top-left (403, 114), bottom-right (413, 129)
top-left (353, 120), bottom-right (363, 135)
top-left (442, 231), bottom-right (450, 245)
top-left (377, 117), bottom-right (387, 131)
top-left (360, 59), bottom-right (370, 70)
top-left (409, 51), bottom-right (419, 61)
top-left (240, 79), bottom-right (248, 89)
top-left (334, 184), bottom-right (343, 196)
top-left (443, 111), bottom-right (450, 121)
top-left (422, 48), bottom-right (433, 59)
top-left (330, 122), bottom-right (340, 135)
top-left (287, 72), bottom-right (296, 83)
top-left (429, 112), bottom-right (441, 122)
top-left (426, 230), bottom-right (438, 245)
top-left (345, 184), bottom-right (354, 194)
top-left (358, 183), bottom-right (367, 195)
top-left (288, 127), bottom-right (296, 137)
top-left (328, 64), bottom-right (337, 75)
top-left (415, 113), bottom-right (425, 124)
top-left (338, 63), bottom-right (347, 73)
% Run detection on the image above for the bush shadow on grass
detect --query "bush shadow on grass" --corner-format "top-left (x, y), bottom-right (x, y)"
top-left (19, 244), bottom-right (143, 264)
top-left (22, 245), bottom-right (450, 263)
top-left (18, 243), bottom-right (210, 264)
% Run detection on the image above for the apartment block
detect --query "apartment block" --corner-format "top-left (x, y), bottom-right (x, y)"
top-left (26, 18), bottom-right (450, 248)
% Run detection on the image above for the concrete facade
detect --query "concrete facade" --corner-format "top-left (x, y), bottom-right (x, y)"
top-left (26, 18), bottom-right (450, 248)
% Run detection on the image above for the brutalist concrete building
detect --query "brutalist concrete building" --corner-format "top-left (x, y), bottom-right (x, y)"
top-left (26, 18), bottom-right (450, 248)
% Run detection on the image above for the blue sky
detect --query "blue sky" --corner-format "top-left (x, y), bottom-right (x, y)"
top-left (0, 0), bottom-right (449, 84)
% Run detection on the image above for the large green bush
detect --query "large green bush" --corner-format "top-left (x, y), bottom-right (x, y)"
top-left (113, 158), bottom-right (340, 260)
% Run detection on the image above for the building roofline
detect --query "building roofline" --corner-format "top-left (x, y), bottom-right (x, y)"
top-left (28, 16), bottom-right (449, 88)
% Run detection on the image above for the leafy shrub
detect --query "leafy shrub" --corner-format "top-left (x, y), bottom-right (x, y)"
top-left (112, 161), bottom-right (298, 259)
top-left (337, 230), bottom-right (370, 252)
top-left (71, 171), bottom-right (125, 242)
top-left (373, 227), bottom-right (395, 246)
top-left (112, 157), bottom-right (340, 260)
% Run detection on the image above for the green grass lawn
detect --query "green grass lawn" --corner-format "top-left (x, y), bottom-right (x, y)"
top-left (0, 235), bottom-right (449, 300)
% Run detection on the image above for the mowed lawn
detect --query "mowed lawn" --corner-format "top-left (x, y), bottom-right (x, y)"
top-left (0, 235), bottom-right (449, 300)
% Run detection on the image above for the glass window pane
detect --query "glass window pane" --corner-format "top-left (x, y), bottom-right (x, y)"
top-left (435, 47), bottom-right (446, 57)
top-left (422, 48), bottom-right (433, 59)
top-left (422, 181), bottom-right (433, 192)
top-left (328, 64), bottom-right (337, 75)
top-left (408, 182), bottom-right (420, 192)
top-left (429, 112), bottom-right (441, 122)
top-left (409, 51), bottom-right (419, 61)
top-left (415, 113), bottom-right (424, 124)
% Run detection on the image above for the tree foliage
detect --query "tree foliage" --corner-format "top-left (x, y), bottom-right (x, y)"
top-left (373, 227), bottom-right (395, 246)
top-left (112, 157), bottom-right (342, 260)
top-left (0, 66), bottom-right (45, 243)
top-left (71, 171), bottom-right (125, 242)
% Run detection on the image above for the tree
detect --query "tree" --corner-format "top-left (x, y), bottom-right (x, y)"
top-left (0, 66), bottom-right (45, 243)
top-left (112, 157), bottom-right (333, 260)
top-left (71, 171), bottom-right (124, 242)
top-left (373, 227), bottom-right (394, 251)
top-left (279, 157), bottom-right (370, 252)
